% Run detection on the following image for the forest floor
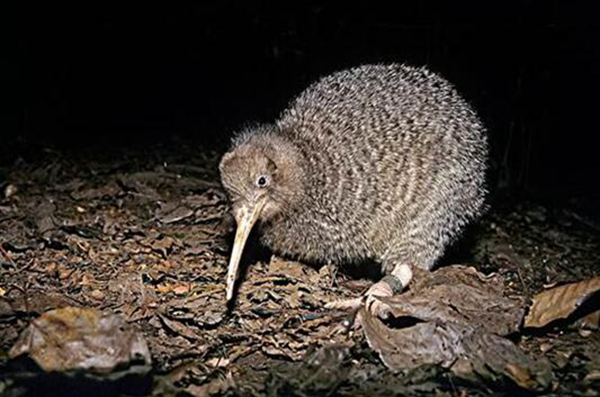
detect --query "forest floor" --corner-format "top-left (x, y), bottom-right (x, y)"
top-left (0, 142), bottom-right (598, 397)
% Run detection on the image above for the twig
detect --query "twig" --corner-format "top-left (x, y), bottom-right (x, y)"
top-left (0, 243), bottom-right (17, 268)
top-left (515, 266), bottom-right (529, 296)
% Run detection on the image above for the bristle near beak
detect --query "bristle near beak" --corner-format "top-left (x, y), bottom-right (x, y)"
top-left (226, 199), bottom-right (266, 302)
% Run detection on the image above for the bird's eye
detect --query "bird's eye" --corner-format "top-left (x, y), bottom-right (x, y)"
top-left (256, 176), bottom-right (268, 187)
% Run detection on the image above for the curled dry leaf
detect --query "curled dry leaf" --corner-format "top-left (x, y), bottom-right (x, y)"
top-left (360, 265), bottom-right (553, 391)
top-left (158, 313), bottom-right (202, 341)
top-left (9, 306), bottom-right (151, 373)
top-left (524, 276), bottom-right (600, 329)
top-left (4, 183), bottom-right (18, 199)
top-left (150, 235), bottom-right (177, 258)
top-left (156, 203), bottom-right (195, 224)
top-left (378, 266), bottom-right (525, 335)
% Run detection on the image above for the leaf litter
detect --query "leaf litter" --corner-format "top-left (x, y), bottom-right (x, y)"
top-left (360, 266), bottom-right (552, 391)
top-left (524, 276), bottom-right (600, 330)
top-left (8, 306), bottom-right (151, 372)
top-left (0, 144), bottom-right (598, 396)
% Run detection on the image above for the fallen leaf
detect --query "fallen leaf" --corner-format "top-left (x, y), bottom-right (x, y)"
top-left (360, 265), bottom-right (552, 392)
top-left (156, 284), bottom-right (173, 294)
top-left (157, 204), bottom-right (195, 224)
top-left (89, 289), bottom-right (105, 300)
top-left (80, 273), bottom-right (92, 286)
top-left (0, 291), bottom-right (78, 317)
top-left (150, 235), bottom-right (177, 258)
top-left (505, 363), bottom-right (539, 390)
top-left (379, 266), bottom-right (525, 335)
top-left (70, 183), bottom-right (120, 200)
top-left (206, 357), bottom-right (230, 368)
top-left (172, 283), bottom-right (191, 295)
top-left (158, 313), bottom-right (201, 341)
top-left (524, 276), bottom-right (600, 328)
top-left (185, 370), bottom-right (235, 396)
top-left (269, 255), bottom-right (310, 280)
top-left (4, 184), bottom-right (18, 199)
top-left (33, 199), bottom-right (57, 235)
top-left (9, 307), bottom-right (151, 372)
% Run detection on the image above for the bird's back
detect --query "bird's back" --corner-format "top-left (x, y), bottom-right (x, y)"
top-left (264, 64), bottom-right (487, 268)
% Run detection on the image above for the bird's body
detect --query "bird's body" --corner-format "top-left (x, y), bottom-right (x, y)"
top-left (219, 64), bottom-right (487, 313)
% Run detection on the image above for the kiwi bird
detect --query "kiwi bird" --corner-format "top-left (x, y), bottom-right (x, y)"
top-left (219, 64), bottom-right (487, 317)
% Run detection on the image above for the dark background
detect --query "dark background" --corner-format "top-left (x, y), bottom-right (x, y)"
top-left (4, 2), bottom-right (600, 199)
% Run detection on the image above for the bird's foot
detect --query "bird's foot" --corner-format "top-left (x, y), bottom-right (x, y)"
top-left (325, 264), bottom-right (413, 324)
top-left (325, 276), bottom-right (399, 323)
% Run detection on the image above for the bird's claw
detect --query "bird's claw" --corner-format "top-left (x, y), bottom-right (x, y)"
top-left (363, 280), bottom-right (394, 319)
top-left (326, 279), bottom-right (395, 328)
top-left (325, 296), bottom-right (364, 312)
top-left (364, 293), bottom-right (394, 320)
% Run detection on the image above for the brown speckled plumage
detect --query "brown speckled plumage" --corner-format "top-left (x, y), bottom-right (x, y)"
top-left (219, 64), bottom-right (487, 308)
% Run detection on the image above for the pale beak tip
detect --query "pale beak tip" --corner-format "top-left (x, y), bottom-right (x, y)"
top-left (224, 200), bottom-right (265, 306)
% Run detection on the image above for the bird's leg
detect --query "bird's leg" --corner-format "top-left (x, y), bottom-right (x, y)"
top-left (364, 263), bottom-right (413, 319)
top-left (325, 263), bottom-right (413, 319)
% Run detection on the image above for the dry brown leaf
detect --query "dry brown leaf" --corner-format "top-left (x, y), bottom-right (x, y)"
top-left (524, 276), bottom-right (600, 328)
top-left (268, 255), bottom-right (310, 280)
top-left (70, 183), bottom-right (120, 200)
top-left (89, 289), bottom-right (106, 300)
top-left (158, 313), bottom-right (202, 341)
top-left (206, 357), bottom-right (231, 368)
top-left (80, 273), bottom-right (92, 286)
top-left (379, 265), bottom-right (525, 335)
top-left (4, 183), bottom-right (18, 199)
top-left (156, 284), bottom-right (173, 294)
top-left (9, 307), bottom-right (151, 372)
top-left (360, 265), bottom-right (552, 391)
top-left (44, 262), bottom-right (58, 274)
top-left (157, 204), bottom-right (195, 224)
top-left (151, 236), bottom-right (177, 258)
top-left (0, 291), bottom-right (79, 317)
top-left (33, 199), bottom-right (57, 235)
top-left (172, 283), bottom-right (191, 295)
top-left (185, 371), bottom-right (235, 396)
top-left (505, 363), bottom-right (539, 390)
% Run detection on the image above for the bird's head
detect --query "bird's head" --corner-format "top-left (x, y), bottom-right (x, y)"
top-left (219, 127), bottom-right (304, 302)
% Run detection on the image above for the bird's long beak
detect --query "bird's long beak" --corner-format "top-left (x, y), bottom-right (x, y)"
top-left (226, 199), bottom-right (266, 302)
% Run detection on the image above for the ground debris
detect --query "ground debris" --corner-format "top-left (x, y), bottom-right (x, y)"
top-left (525, 276), bottom-right (600, 329)
top-left (266, 344), bottom-right (352, 396)
top-left (378, 266), bottom-right (525, 334)
top-left (0, 291), bottom-right (79, 318)
top-left (360, 266), bottom-right (553, 392)
top-left (8, 306), bottom-right (151, 372)
top-left (0, 146), bottom-right (598, 396)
